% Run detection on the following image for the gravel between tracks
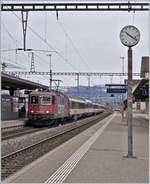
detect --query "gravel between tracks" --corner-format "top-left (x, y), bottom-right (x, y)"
top-left (2, 113), bottom-right (110, 157)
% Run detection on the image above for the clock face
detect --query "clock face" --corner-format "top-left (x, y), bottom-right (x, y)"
top-left (120, 25), bottom-right (140, 47)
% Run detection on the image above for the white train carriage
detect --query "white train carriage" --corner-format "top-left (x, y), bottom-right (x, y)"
top-left (69, 98), bottom-right (104, 120)
top-left (69, 98), bottom-right (87, 118)
top-left (84, 99), bottom-right (94, 115)
top-left (92, 103), bottom-right (105, 114)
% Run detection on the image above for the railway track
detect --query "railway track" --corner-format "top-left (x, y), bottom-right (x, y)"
top-left (2, 111), bottom-right (111, 180)
top-left (2, 118), bottom-right (79, 141)
top-left (2, 127), bottom-right (47, 141)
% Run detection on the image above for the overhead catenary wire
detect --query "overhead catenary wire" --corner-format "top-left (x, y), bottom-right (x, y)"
top-left (2, 0), bottom-right (145, 87)
top-left (2, 11), bottom-right (98, 87)
top-left (46, 11), bottom-right (97, 87)
top-left (1, 12), bottom-right (80, 89)
top-left (49, 11), bottom-right (91, 71)
top-left (1, 23), bottom-right (65, 86)
top-left (9, 10), bottom-right (79, 72)
top-left (2, 21), bottom-right (18, 44)
top-left (2, 8), bottom-right (78, 72)
top-left (1, 21), bottom-right (33, 66)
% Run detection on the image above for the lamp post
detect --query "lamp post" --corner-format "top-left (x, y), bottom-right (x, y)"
top-left (120, 56), bottom-right (125, 74)
top-left (120, 25), bottom-right (140, 158)
top-left (15, 48), bottom-right (57, 90)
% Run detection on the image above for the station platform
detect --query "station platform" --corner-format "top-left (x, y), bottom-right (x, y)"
top-left (4, 112), bottom-right (148, 183)
top-left (1, 119), bottom-right (27, 129)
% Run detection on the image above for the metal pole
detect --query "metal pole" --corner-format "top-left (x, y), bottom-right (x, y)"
top-left (47, 54), bottom-right (52, 90)
top-left (120, 56), bottom-right (125, 83)
top-left (50, 55), bottom-right (52, 90)
top-left (120, 56), bottom-right (125, 74)
top-left (0, 0), bottom-right (1, 119)
top-left (77, 73), bottom-right (79, 97)
top-left (127, 46), bottom-right (133, 157)
top-left (88, 75), bottom-right (91, 97)
top-left (30, 52), bottom-right (35, 73)
top-left (21, 11), bottom-right (28, 51)
top-left (88, 75), bottom-right (90, 88)
top-left (120, 56), bottom-right (125, 117)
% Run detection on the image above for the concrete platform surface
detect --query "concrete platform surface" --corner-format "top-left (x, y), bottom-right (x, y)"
top-left (1, 119), bottom-right (26, 129)
top-left (4, 112), bottom-right (148, 183)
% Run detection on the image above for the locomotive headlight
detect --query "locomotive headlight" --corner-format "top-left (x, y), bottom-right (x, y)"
top-left (31, 110), bottom-right (34, 113)
top-left (46, 111), bottom-right (49, 113)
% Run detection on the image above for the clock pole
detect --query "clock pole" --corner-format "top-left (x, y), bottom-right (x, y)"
top-left (127, 46), bottom-right (134, 157)
top-left (120, 25), bottom-right (140, 158)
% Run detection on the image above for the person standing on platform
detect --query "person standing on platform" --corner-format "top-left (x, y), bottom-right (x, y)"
top-left (123, 99), bottom-right (128, 123)
top-left (124, 107), bottom-right (128, 122)
top-left (120, 106), bottom-right (124, 121)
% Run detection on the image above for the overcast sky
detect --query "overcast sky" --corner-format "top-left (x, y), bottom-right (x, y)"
top-left (1, 0), bottom-right (149, 87)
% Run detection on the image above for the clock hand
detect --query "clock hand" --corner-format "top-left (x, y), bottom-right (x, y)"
top-left (125, 31), bottom-right (137, 42)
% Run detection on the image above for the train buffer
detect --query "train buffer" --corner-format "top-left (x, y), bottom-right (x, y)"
top-left (4, 112), bottom-right (148, 183)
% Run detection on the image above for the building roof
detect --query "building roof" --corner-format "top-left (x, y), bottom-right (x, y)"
top-left (132, 56), bottom-right (149, 101)
top-left (2, 72), bottom-right (48, 90)
top-left (133, 79), bottom-right (149, 101)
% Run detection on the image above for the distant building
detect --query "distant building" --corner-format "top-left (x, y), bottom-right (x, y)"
top-left (140, 56), bottom-right (149, 79)
top-left (133, 56), bottom-right (149, 116)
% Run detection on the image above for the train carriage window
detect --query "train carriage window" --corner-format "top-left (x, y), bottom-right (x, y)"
top-left (80, 102), bottom-right (84, 109)
top-left (72, 101), bottom-right (78, 109)
top-left (42, 96), bottom-right (51, 105)
top-left (72, 102), bottom-right (75, 109)
top-left (31, 96), bottom-right (38, 104)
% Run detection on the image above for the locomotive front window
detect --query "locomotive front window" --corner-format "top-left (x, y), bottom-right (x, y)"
top-left (30, 96), bottom-right (38, 104)
top-left (42, 96), bottom-right (51, 105)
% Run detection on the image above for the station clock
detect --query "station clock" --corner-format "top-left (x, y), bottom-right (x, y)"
top-left (120, 25), bottom-right (140, 47)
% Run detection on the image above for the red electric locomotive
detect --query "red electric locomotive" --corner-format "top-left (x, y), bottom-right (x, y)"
top-left (28, 90), bottom-right (70, 126)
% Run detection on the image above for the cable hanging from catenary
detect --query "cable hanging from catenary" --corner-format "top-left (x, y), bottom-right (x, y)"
top-left (2, 21), bottom-right (17, 44)
top-left (49, 11), bottom-right (91, 71)
top-left (48, 11), bottom-right (103, 87)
